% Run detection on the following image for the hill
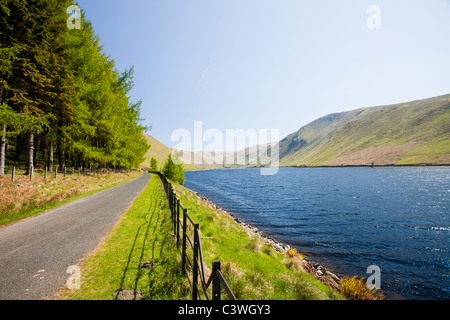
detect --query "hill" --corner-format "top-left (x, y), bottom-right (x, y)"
top-left (141, 94), bottom-right (450, 170)
top-left (279, 94), bottom-right (450, 166)
top-left (140, 133), bottom-right (221, 171)
top-left (140, 133), bottom-right (173, 170)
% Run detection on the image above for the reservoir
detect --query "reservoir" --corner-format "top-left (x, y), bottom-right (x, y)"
top-left (185, 167), bottom-right (449, 300)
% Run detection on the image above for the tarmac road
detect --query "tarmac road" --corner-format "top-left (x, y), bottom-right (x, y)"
top-left (0, 172), bottom-right (151, 300)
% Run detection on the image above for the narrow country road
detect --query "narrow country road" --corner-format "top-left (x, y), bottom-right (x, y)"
top-left (0, 172), bottom-right (151, 300)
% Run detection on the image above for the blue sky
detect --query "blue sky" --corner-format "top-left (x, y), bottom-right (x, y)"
top-left (77, 0), bottom-right (450, 150)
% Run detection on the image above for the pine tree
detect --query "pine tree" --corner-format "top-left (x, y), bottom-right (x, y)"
top-left (0, 0), bottom-right (150, 173)
top-left (163, 154), bottom-right (185, 185)
top-left (0, 0), bottom-right (62, 174)
top-left (150, 157), bottom-right (158, 171)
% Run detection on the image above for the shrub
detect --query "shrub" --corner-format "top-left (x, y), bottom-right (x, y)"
top-left (150, 157), bottom-right (158, 171)
top-left (340, 276), bottom-right (385, 300)
top-left (286, 247), bottom-right (304, 260)
top-left (162, 154), bottom-right (184, 185)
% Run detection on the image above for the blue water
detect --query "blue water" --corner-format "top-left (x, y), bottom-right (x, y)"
top-left (185, 167), bottom-right (450, 300)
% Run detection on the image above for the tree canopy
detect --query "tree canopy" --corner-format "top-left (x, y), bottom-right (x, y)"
top-left (163, 154), bottom-right (185, 185)
top-left (150, 157), bottom-right (158, 171)
top-left (0, 0), bottom-right (149, 175)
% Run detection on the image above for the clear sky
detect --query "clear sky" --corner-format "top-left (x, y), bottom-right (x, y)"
top-left (76, 0), bottom-right (450, 150)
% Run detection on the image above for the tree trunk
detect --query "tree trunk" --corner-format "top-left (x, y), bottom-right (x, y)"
top-left (13, 134), bottom-right (20, 163)
top-left (48, 141), bottom-right (53, 172)
top-left (58, 139), bottom-right (65, 170)
top-left (0, 124), bottom-right (5, 177)
top-left (26, 131), bottom-right (34, 176)
top-left (33, 132), bottom-right (40, 167)
top-left (42, 139), bottom-right (48, 169)
top-left (57, 125), bottom-right (65, 171)
top-left (0, 83), bottom-right (4, 177)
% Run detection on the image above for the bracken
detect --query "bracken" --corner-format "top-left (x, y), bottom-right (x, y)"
top-left (340, 276), bottom-right (385, 300)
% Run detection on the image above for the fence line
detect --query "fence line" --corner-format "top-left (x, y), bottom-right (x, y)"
top-left (151, 171), bottom-right (237, 301)
top-left (1, 165), bottom-right (132, 182)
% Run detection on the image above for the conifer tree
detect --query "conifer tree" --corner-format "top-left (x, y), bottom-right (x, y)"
top-left (150, 157), bottom-right (158, 171)
top-left (0, 0), bottom-right (150, 173)
top-left (163, 154), bottom-right (185, 185)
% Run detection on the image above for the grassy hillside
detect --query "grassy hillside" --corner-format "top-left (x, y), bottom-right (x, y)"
top-left (140, 133), bottom-right (173, 171)
top-left (279, 94), bottom-right (450, 166)
top-left (140, 133), bottom-right (214, 171)
top-left (141, 94), bottom-right (449, 169)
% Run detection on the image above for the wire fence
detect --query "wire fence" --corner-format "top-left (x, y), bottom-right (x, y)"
top-left (151, 171), bottom-right (237, 301)
top-left (1, 165), bottom-right (132, 182)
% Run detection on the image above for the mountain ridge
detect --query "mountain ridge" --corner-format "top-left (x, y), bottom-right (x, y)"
top-left (279, 93), bottom-right (450, 166)
top-left (142, 93), bottom-right (450, 169)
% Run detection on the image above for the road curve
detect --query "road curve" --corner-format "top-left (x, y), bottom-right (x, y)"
top-left (0, 172), bottom-right (151, 300)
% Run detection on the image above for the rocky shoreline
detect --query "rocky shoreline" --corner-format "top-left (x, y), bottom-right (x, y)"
top-left (189, 188), bottom-right (342, 292)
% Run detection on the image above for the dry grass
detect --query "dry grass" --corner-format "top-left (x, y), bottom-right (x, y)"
top-left (322, 143), bottom-right (419, 166)
top-left (0, 171), bottom-right (142, 225)
top-left (340, 276), bottom-right (385, 300)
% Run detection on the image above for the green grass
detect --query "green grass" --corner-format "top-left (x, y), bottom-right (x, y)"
top-left (172, 183), bottom-right (344, 300)
top-left (58, 174), bottom-right (344, 300)
top-left (279, 95), bottom-right (450, 166)
top-left (59, 175), bottom-right (190, 300)
top-left (397, 139), bottom-right (450, 164)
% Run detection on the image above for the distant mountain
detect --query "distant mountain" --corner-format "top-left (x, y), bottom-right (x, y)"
top-left (279, 94), bottom-right (450, 166)
top-left (142, 94), bottom-right (449, 170)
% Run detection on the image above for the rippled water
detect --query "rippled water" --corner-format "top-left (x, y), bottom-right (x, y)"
top-left (185, 167), bottom-right (450, 300)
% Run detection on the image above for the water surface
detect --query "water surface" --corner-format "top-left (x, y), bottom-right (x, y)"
top-left (185, 167), bottom-right (449, 300)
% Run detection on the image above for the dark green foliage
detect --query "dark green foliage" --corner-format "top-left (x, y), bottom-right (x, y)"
top-left (163, 154), bottom-right (184, 185)
top-left (0, 0), bottom-right (149, 174)
top-left (150, 157), bottom-right (158, 171)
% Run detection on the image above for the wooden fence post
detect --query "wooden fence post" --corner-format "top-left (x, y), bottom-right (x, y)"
top-left (182, 208), bottom-right (187, 272)
top-left (176, 199), bottom-right (180, 249)
top-left (173, 193), bottom-right (177, 235)
top-left (169, 187), bottom-right (173, 221)
top-left (192, 223), bottom-right (200, 301)
top-left (55, 167), bottom-right (58, 179)
top-left (12, 166), bottom-right (15, 182)
top-left (212, 261), bottom-right (221, 300)
top-left (45, 167), bottom-right (47, 180)
top-left (159, 174), bottom-right (235, 302)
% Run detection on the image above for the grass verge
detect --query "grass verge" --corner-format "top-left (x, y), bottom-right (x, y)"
top-left (57, 174), bottom-right (190, 300)
top-left (57, 175), bottom-right (344, 300)
top-left (172, 182), bottom-right (345, 300)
